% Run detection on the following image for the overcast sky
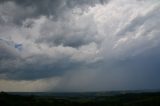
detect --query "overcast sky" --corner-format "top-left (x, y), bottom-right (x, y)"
top-left (0, 0), bottom-right (160, 92)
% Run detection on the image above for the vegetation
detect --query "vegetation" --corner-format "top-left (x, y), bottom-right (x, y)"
top-left (0, 92), bottom-right (160, 106)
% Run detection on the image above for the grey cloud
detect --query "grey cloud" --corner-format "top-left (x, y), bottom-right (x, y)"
top-left (0, 49), bottom-right (83, 80)
top-left (116, 5), bottom-right (160, 37)
top-left (0, 39), bottom-right (18, 60)
top-left (0, 38), bottom-right (94, 80)
top-left (0, 0), bottom-right (109, 25)
top-left (0, 38), bottom-right (83, 80)
top-left (54, 44), bottom-right (160, 91)
top-left (35, 16), bottom-right (98, 48)
top-left (0, 1), bottom-right (36, 25)
top-left (6, 55), bottom-right (79, 80)
top-left (0, 0), bottom-right (160, 91)
top-left (0, 39), bottom-right (21, 77)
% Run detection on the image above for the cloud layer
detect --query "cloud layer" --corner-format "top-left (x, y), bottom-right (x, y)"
top-left (0, 0), bottom-right (160, 91)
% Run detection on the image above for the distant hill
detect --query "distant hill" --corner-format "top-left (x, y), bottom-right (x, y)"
top-left (1, 91), bottom-right (160, 106)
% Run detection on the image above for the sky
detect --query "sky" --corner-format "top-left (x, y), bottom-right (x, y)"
top-left (0, 0), bottom-right (160, 92)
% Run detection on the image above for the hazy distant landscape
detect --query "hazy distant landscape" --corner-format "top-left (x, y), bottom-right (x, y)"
top-left (1, 91), bottom-right (160, 106)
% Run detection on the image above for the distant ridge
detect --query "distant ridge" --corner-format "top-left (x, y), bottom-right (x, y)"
top-left (6, 89), bottom-right (160, 97)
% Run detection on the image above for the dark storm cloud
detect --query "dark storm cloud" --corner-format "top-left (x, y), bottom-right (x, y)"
top-left (0, 38), bottom-right (87, 80)
top-left (55, 45), bottom-right (160, 91)
top-left (36, 34), bottom-right (93, 48)
top-left (6, 55), bottom-right (83, 80)
top-left (35, 16), bottom-right (98, 48)
top-left (0, 0), bottom-right (160, 91)
top-left (0, 0), bottom-right (105, 80)
top-left (0, 0), bottom-right (109, 25)
top-left (0, 39), bottom-right (18, 60)
top-left (0, 0), bottom-right (107, 47)
top-left (111, 45), bottom-right (160, 89)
